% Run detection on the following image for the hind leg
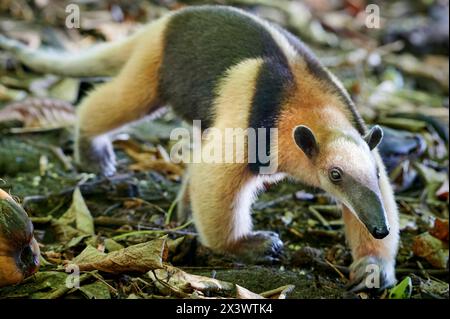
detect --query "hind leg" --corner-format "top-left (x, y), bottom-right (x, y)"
top-left (75, 19), bottom-right (168, 175)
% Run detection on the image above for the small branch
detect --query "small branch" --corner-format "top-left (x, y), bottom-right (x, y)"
top-left (308, 207), bottom-right (331, 229)
top-left (112, 220), bottom-right (194, 241)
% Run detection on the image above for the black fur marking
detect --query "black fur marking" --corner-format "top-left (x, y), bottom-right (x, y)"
top-left (248, 58), bottom-right (294, 173)
top-left (293, 125), bottom-right (319, 158)
top-left (278, 27), bottom-right (367, 135)
top-left (159, 6), bottom-right (290, 128)
top-left (364, 125), bottom-right (384, 150)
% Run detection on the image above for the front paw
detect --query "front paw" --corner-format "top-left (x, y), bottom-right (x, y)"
top-left (347, 256), bottom-right (396, 292)
top-left (75, 135), bottom-right (116, 176)
top-left (233, 231), bottom-right (283, 264)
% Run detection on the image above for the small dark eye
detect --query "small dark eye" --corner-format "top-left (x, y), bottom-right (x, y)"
top-left (329, 167), bottom-right (343, 183)
top-left (377, 169), bottom-right (381, 179)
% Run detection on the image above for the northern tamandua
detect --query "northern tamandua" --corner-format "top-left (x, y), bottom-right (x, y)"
top-left (0, 5), bottom-right (399, 291)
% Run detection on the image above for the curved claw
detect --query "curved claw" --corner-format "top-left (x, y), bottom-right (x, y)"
top-left (75, 135), bottom-right (116, 176)
top-left (347, 256), bottom-right (396, 292)
top-left (233, 231), bottom-right (284, 264)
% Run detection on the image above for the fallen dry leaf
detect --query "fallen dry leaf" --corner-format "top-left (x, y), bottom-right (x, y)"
top-left (0, 97), bottom-right (76, 132)
top-left (430, 219), bottom-right (449, 242)
top-left (412, 232), bottom-right (449, 269)
top-left (115, 139), bottom-right (183, 176)
top-left (69, 238), bottom-right (168, 273)
top-left (149, 264), bottom-right (263, 299)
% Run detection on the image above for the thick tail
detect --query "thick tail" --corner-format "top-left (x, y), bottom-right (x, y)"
top-left (0, 31), bottom-right (141, 77)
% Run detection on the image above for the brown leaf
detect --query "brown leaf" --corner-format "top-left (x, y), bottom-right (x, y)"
top-left (436, 179), bottom-right (449, 201)
top-left (69, 238), bottom-right (168, 273)
top-left (412, 233), bottom-right (449, 269)
top-left (430, 219), bottom-right (449, 242)
top-left (149, 265), bottom-right (263, 299)
top-left (0, 97), bottom-right (76, 132)
top-left (115, 139), bottom-right (183, 176)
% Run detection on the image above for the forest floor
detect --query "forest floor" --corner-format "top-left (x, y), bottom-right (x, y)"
top-left (0, 0), bottom-right (448, 299)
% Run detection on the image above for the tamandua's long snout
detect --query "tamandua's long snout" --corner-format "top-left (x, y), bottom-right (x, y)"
top-left (369, 218), bottom-right (390, 240)
top-left (347, 188), bottom-right (390, 240)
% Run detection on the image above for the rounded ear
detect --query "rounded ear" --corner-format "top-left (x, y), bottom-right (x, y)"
top-left (364, 125), bottom-right (384, 150)
top-left (293, 125), bottom-right (319, 159)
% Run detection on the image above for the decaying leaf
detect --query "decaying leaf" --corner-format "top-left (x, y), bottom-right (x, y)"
top-left (60, 187), bottom-right (95, 236)
top-left (78, 281), bottom-right (111, 299)
top-left (399, 213), bottom-right (418, 231)
top-left (115, 139), bottom-right (183, 176)
top-left (384, 54), bottom-right (449, 92)
top-left (0, 97), bottom-right (76, 132)
top-left (104, 238), bottom-right (125, 252)
top-left (70, 238), bottom-right (168, 273)
top-left (0, 271), bottom-right (68, 299)
top-left (436, 179), bottom-right (449, 201)
top-left (414, 163), bottom-right (448, 201)
top-left (412, 232), bottom-right (449, 269)
top-left (148, 264), bottom-right (263, 299)
top-left (0, 140), bottom-right (42, 175)
top-left (51, 220), bottom-right (84, 243)
top-left (417, 275), bottom-right (449, 298)
top-left (430, 219), bottom-right (449, 242)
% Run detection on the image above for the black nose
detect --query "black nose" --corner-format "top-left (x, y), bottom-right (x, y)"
top-left (372, 226), bottom-right (390, 239)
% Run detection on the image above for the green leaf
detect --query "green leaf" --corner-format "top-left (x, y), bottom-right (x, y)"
top-left (0, 271), bottom-right (68, 299)
top-left (67, 234), bottom-right (90, 248)
top-left (78, 281), bottom-right (111, 299)
top-left (389, 277), bottom-right (412, 299)
top-left (60, 187), bottom-right (95, 235)
top-left (104, 238), bottom-right (125, 252)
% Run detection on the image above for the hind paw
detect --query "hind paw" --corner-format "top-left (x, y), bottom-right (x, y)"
top-left (75, 135), bottom-right (116, 176)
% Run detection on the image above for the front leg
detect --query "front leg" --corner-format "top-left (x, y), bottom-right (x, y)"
top-left (189, 162), bottom-right (283, 263)
top-left (343, 160), bottom-right (400, 292)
